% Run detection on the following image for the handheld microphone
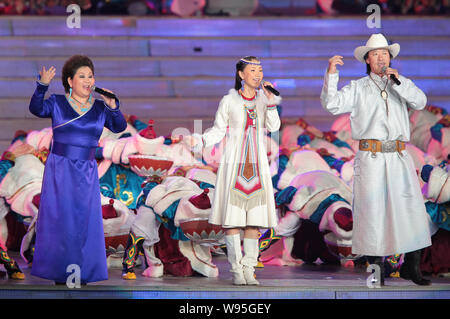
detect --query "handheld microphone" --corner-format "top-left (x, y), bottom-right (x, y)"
top-left (381, 66), bottom-right (401, 85)
top-left (263, 84), bottom-right (280, 96)
top-left (92, 86), bottom-right (118, 100)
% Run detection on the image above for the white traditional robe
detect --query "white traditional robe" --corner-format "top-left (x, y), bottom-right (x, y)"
top-left (203, 89), bottom-right (281, 228)
top-left (321, 71), bottom-right (431, 256)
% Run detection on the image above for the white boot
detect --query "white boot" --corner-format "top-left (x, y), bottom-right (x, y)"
top-left (224, 234), bottom-right (246, 285)
top-left (241, 238), bottom-right (260, 285)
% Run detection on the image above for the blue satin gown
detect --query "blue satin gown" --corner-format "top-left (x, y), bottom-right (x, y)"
top-left (29, 82), bottom-right (127, 283)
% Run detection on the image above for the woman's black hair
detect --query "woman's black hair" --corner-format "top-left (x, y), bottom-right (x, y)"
top-left (62, 55), bottom-right (95, 93)
top-left (234, 56), bottom-right (260, 91)
top-left (364, 51), bottom-right (393, 75)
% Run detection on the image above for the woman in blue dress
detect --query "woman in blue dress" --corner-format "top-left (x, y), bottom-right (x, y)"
top-left (29, 55), bottom-right (127, 284)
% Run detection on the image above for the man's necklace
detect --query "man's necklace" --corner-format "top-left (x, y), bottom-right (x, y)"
top-left (369, 74), bottom-right (389, 116)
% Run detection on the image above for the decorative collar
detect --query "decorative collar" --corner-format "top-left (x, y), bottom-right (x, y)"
top-left (239, 90), bottom-right (257, 101)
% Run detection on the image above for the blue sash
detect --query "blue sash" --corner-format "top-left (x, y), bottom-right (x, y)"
top-left (51, 141), bottom-right (96, 161)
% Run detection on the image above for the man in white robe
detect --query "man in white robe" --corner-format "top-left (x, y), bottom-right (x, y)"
top-left (320, 33), bottom-right (432, 286)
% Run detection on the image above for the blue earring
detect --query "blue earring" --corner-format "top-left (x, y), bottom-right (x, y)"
top-left (69, 87), bottom-right (72, 99)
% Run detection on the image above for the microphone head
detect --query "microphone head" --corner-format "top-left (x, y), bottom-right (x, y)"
top-left (381, 66), bottom-right (387, 74)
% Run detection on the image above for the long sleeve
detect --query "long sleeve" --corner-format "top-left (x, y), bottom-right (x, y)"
top-left (320, 70), bottom-right (357, 115)
top-left (29, 82), bottom-right (54, 118)
top-left (265, 106), bottom-right (281, 133)
top-left (103, 99), bottom-right (127, 134)
top-left (391, 76), bottom-right (427, 111)
top-left (260, 91), bottom-right (282, 133)
top-left (202, 96), bottom-right (229, 147)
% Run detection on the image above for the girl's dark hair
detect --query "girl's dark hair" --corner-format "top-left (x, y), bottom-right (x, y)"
top-left (234, 56), bottom-right (260, 90)
top-left (364, 51), bottom-right (393, 75)
top-left (62, 55), bottom-right (95, 93)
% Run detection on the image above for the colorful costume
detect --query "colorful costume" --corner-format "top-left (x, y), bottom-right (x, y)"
top-left (202, 89), bottom-right (281, 229)
top-left (29, 82), bottom-right (127, 283)
top-left (260, 170), bottom-right (356, 266)
top-left (198, 85), bottom-right (281, 286)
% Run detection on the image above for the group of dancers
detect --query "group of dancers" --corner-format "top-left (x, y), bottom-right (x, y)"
top-left (0, 33), bottom-right (435, 286)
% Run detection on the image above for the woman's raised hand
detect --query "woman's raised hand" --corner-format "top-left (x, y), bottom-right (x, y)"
top-left (99, 88), bottom-right (117, 109)
top-left (39, 66), bottom-right (56, 85)
top-left (261, 81), bottom-right (274, 100)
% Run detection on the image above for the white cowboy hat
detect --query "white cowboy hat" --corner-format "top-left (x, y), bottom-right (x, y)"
top-left (354, 33), bottom-right (400, 63)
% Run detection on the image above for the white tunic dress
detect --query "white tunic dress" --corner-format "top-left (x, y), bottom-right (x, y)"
top-left (204, 89), bottom-right (281, 229)
top-left (321, 71), bottom-right (432, 256)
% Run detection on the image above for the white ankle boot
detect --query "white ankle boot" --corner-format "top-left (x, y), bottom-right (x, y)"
top-left (224, 234), bottom-right (246, 285)
top-left (241, 238), bottom-right (260, 285)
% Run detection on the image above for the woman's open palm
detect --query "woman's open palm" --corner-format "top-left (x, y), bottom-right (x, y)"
top-left (39, 66), bottom-right (56, 85)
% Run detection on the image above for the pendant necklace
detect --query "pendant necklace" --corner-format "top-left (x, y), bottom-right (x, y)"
top-left (68, 94), bottom-right (92, 113)
top-left (240, 90), bottom-right (257, 122)
top-left (369, 74), bottom-right (389, 115)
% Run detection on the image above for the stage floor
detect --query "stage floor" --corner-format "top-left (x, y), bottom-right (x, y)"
top-left (0, 252), bottom-right (449, 299)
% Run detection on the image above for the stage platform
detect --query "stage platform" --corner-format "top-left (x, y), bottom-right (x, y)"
top-left (0, 252), bottom-right (449, 299)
